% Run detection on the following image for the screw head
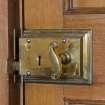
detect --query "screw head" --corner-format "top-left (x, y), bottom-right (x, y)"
top-left (27, 39), bottom-right (31, 43)
top-left (26, 71), bottom-right (31, 76)
top-left (62, 39), bottom-right (67, 43)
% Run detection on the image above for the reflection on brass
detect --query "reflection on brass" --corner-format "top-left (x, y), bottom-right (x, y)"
top-left (49, 41), bottom-right (62, 80)
top-left (19, 29), bottom-right (92, 84)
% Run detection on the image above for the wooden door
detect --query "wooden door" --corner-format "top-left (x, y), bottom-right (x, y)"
top-left (22, 0), bottom-right (105, 105)
top-left (0, 0), bottom-right (10, 105)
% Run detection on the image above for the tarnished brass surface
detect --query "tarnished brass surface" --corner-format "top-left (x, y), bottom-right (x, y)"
top-left (19, 29), bottom-right (92, 83)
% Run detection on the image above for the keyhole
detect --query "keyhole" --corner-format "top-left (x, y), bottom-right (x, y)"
top-left (38, 56), bottom-right (41, 66)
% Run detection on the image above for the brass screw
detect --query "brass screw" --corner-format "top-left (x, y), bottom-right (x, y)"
top-left (27, 71), bottom-right (31, 76)
top-left (27, 39), bottom-right (31, 43)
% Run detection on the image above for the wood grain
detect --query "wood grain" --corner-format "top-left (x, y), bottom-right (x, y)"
top-left (25, 84), bottom-right (64, 105)
top-left (63, 14), bottom-right (105, 100)
top-left (0, 0), bottom-right (8, 105)
top-left (64, 0), bottom-right (105, 14)
top-left (0, 0), bottom-right (8, 60)
top-left (73, 0), bottom-right (105, 7)
top-left (24, 0), bottom-right (63, 29)
top-left (24, 1), bottom-right (105, 105)
top-left (64, 98), bottom-right (105, 105)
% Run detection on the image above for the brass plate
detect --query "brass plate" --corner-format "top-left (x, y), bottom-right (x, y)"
top-left (19, 29), bottom-right (92, 84)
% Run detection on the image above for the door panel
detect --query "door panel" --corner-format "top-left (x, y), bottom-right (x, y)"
top-left (24, 0), bottom-right (63, 29)
top-left (63, 15), bottom-right (105, 100)
top-left (0, 0), bottom-right (8, 105)
top-left (24, 0), bottom-right (105, 105)
top-left (25, 84), bottom-right (64, 105)
top-left (73, 0), bottom-right (105, 7)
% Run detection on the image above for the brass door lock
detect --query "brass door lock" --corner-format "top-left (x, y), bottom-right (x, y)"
top-left (49, 40), bottom-right (79, 80)
top-left (19, 29), bottom-right (92, 84)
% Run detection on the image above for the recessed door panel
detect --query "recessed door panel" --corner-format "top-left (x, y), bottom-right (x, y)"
top-left (73, 0), bottom-right (105, 8)
top-left (23, 0), bottom-right (63, 29)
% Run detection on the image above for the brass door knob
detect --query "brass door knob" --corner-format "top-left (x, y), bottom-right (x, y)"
top-left (61, 51), bottom-right (71, 64)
